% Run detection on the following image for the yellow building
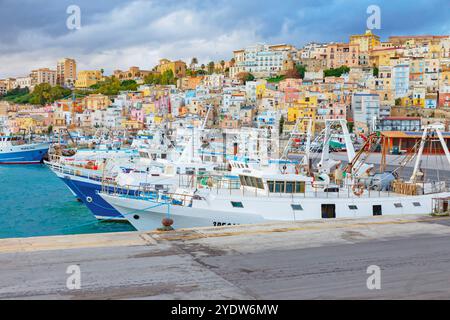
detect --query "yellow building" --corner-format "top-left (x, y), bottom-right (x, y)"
top-left (350, 30), bottom-right (381, 52)
top-left (75, 70), bottom-right (103, 88)
top-left (156, 59), bottom-right (187, 78)
top-left (369, 48), bottom-right (399, 67)
top-left (399, 97), bottom-right (425, 108)
top-left (142, 103), bottom-right (157, 115)
top-left (121, 120), bottom-right (144, 130)
top-left (287, 96), bottom-right (318, 133)
top-left (82, 94), bottom-right (111, 110)
top-left (113, 66), bottom-right (153, 80)
top-left (256, 83), bottom-right (267, 99)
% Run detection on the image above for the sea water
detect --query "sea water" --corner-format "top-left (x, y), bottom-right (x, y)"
top-left (0, 165), bottom-right (135, 239)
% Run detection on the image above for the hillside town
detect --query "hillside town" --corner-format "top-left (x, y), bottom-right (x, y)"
top-left (1, 31), bottom-right (450, 153)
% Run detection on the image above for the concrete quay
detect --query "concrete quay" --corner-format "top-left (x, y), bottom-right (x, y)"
top-left (1, 214), bottom-right (450, 299)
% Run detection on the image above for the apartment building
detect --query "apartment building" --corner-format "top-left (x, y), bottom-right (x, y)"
top-left (230, 44), bottom-right (295, 78)
top-left (30, 68), bottom-right (56, 86)
top-left (392, 63), bottom-right (410, 98)
top-left (352, 93), bottom-right (381, 133)
top-left (325, 43), bottom-right (360, 69)
top-left (56, 58), bottom-right (77, 87)
top-left (14, 76), bottom-right (32, 89)
top-left (350, 30), bottom-right (381, 52)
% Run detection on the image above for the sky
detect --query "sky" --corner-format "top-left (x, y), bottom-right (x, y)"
top-left (0, 0), bottom-right (449, 78)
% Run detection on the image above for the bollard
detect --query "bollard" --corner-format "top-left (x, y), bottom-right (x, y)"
top-left (158, 217), bottom-right (174, 231)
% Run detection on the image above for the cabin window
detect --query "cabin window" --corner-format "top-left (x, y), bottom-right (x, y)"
top-left (394, 203), bottom-right (403, 208)
top-left (256, 178), bottom-right (264, 189)
top-left (267, 180), bottom-right (305, 193)
top-left (348, 205), bottom-right (358, 210)
top-left (291, 204), bottom-right (303, 211)
top-left (295, 181), bottom-right (305, 193)
top-left (267, 181), bottom-right (275, 192)
top-left (231, 201), bottom-right (244, 208)
top-left (413, 202), bottom-right (421, 207)
top-left (286, 182), bottom-right (294, 193)
top-left (275, 181), bottom-right (284, 193)
top-left (239, 175), bottom-right (264, 189)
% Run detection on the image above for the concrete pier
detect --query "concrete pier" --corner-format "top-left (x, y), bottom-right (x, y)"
top-left (1, 214), bottom-right (450, 299)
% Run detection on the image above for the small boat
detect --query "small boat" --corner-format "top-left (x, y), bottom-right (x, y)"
top-left (0, 135), bottom-right (50, 164)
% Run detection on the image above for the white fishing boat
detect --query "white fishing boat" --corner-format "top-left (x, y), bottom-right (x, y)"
top-left (99, 121), bottom-right (450, 231)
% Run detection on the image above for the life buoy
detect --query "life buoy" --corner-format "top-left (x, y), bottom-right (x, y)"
top-left (352, 183), bottom-right (365, 197)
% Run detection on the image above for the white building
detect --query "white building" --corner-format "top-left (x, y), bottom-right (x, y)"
top-left (30, 68), bottom-right (56, 87)
top-left (230, 44), bottom-right (294, 78)
top-left (392, 64), bottom-right (410, 98)
top-left (352, 93), bottom-right (380, 133)
top-left (14, 76), bottom-right (32, 89)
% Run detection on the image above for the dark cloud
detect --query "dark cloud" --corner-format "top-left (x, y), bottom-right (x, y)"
top-left (0, 0), bottom-right (448, 77)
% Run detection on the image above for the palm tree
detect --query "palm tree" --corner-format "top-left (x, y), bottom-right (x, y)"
top-left (208, 61), bottom-right (215, 74)
top-left (220, 60), bottom-right (225, 70)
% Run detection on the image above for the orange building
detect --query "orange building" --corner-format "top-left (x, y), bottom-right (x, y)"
top-left (325, 43), bottom-right (360, 69)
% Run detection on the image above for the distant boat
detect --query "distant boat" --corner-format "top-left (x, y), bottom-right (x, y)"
top-left (0, 136), bottom-right (50, 164)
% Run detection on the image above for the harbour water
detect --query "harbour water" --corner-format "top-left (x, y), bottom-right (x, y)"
top-left (0, 165), bottom-right (135, 239)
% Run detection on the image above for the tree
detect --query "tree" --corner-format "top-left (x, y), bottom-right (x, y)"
top-left (160, 70), bottom-right (175, 85)
top-left (207, 61), bottom-right (215, 74)
top-left (120, 80), bottom-right (138, 91)
top-left (324, 66), bottom-right (350, 77)
top-left (29, 83), bottom-right (71, 105)
top-left (236, 72), bottom-right (255, 84)
top-left (201, 64), bottom-right (206, 71)
top-left (373, 66), bottom-right (379, 77)
top-left (220, 60), bottom-right (226, 70)
top-left (295, 64), bottom-right (307, 79)
top-left (96, 77), bottom-right (121, 96)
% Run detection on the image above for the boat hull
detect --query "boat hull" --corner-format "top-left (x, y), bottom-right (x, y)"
top-left (59, 175), bottom-right (127, 221)
top-left (101, 191), bottom-right (450, 231)
top-left (0, 143), bottom-right (49, 164)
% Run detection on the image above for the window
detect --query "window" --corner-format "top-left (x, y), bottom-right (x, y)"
top-left (348, 205), bottom-right (358, 210)
top-left (285, 182), bottom-right (294, 193)
top-left (291, 204), bottom-right (303, 211)
top-left (295, 181), bottom-right (305, 193)
top-left (394, 203), bottom-right (403, 208)
top-left (413, 202), bottom-right (421, 207)
top-left (267, 181), bottom-right (274, 192)
top-left (231, 201), bottom-right (244, 208)
top-left (275, 181), bottom-right (284, 193)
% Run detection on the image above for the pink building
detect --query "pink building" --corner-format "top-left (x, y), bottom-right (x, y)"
top-left (130, 108), bottom-right (145, 123)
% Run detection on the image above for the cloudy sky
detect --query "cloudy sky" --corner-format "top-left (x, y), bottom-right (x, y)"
top-left (0, 0), bottom-right (449, 78)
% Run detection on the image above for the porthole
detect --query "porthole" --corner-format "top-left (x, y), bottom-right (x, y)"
top-left (133, 215), bottom-right (140, 220)
top-left (86, 196), bottom-right (93, 203)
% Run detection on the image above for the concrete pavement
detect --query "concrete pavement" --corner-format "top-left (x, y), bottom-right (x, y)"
top-left (1, 215), bottom-right (450, 299)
